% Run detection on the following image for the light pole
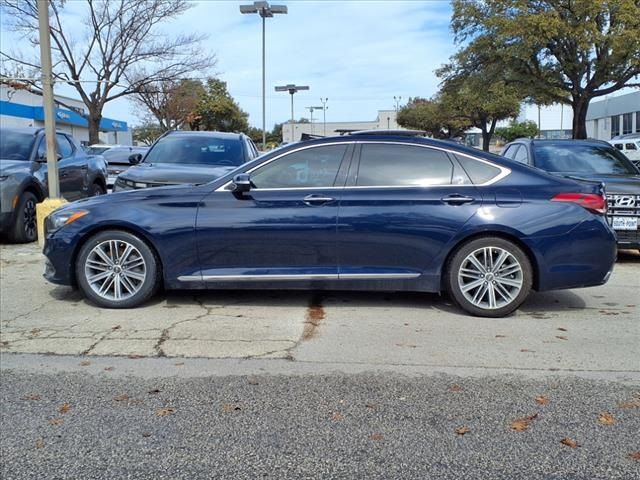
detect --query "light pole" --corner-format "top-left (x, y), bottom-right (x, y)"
top-left (319, 98), bottom-right (328, 136)
top-left (306, 106), bottom-right (323, 134)
top-left (275, 84), bottom-right (309, 142)
top-left (240, 1), bottom-right (288, 148)
top-left (393, 95), bottom-right (402, 112)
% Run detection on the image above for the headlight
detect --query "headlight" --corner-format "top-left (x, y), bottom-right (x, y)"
top-left (114, 177), bottom-right (144, 190)
top-left (45, 209), bottom-right (89, 234)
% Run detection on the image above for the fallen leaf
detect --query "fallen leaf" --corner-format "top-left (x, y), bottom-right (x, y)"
top-left (510, 414), bottom-right (538, 431)
top-left (520, 349), bottom-right (535, 353)
top-left (174, 362), bottom-right (185, 367)
top-left (495, 334), bottom-right (507, 338)
top-left (114, 394), bottom-right (129, 402)
top-left (35, 438), bottom-right (44, 449)
top-left (111, 325), bottom-right (121, 330)
top-left (598, 412), bottom-right (616, 425)
top-left (455, 426), bottom-right (470, 435)
top-left (365, 403), bottom-right (376, 410)
top-left (560, 437), bottom-right (580, 448)
top-left (370, 433), bottom-right (384, 441)
top-left (331, 412), bottom-right (344, 421)
top-left (557, 327), bottom-right (568, 331)
top-left (618, 398), bottom-right (640, 409)
top-left (156, 407), bottom-right (175, 417)
top-left (58, 403), bottom-right (71, 414)
top-left (535, 395), bottom-right (549, 406)
top-left (222, 404), bottom-right (241, 413)
top-left (142, 432), bottom-right (151, 438)
top-left (30, 328), bottom-right (41, 336)
top-left (627, 452), bottom-right (640, 460)
top-left (49, 418), bottom-right (63, 426)
top-left (79, 361), bottom-right (91, 367)
top-left (148, 389), bottom-right (161, 395)
top-left (247, 379), bottom-right (259, 385)
top-left (21, 394), bottom-right (41, 401)
top-left (104, 367), bottom-right (114, 371)
top-left (449, 384), bottom-right (464, 392)
top-left (556, 335), bottom-right (568, 341)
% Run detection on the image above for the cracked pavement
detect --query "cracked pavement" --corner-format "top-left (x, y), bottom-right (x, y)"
top-left (1, 242), bottom-right (639, 380)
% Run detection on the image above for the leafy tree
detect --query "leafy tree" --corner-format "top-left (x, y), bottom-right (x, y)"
top-left (189, 78), bottom-right (249, 133)
top-left (451, 0), bottom-right (640, 139)
top-left (132, 123), bottom-right (164, 146)
top-left (0, 0), bottom-right (215, 144)
top-left (131, 79), bottom-right (206, 132)
top-left (495, 121), bottom-right (539, 143)
top-left (397, 96), bottom-right (471, 139)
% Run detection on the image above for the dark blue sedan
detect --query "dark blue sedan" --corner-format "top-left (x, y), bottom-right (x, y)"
top-left (42, 132), bottom-right (616, 317)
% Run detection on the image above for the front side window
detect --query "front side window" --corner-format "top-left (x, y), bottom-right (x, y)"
top-left (144, 135), bottom-right (245, 166)
top-left (625, 143), bottom-right (638, 151)
top-left (250, 144), bottom-right (348, 189)
top-left (56, 134), bottom-right (74, 158)
top-left (613, 143), bottom-right (623, 150)
top-left (356, 144), bottom-right (453, 186)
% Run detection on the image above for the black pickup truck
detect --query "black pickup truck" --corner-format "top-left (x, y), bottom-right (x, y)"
top-left (0, 127), bottom-right (108, 243)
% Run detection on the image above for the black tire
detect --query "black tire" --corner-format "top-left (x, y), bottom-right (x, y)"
top-left (7, 192), bottom-right (38, 243)
top-left (75, 230), bottom-right (161, 308)
top-left (446, 236), bottom-right (533, 318)
top-left (89, 181), bottom-right (106, 197)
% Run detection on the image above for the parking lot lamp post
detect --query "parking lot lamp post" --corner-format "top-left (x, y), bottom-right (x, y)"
top-left (240, 2), bottom-right (288, 148)
top-left (320, 98), bottom-right (328, 136)
top-left (394, 95), bottom-right (402, 113)
top-left (275, 84), bottom-right (309, 142)
top-left (306, 106), bottom-right (323, 135)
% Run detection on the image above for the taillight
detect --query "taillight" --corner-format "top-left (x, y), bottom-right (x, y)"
top-left (551, 193), bottom-right (607, 214)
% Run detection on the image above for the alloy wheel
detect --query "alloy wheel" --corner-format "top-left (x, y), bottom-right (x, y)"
top-left (457, 246), bottom-right (523, 310)
top-left (84, 240), bottom-right (147, 301)
top-left (23, 198), bottom-right (37, 240)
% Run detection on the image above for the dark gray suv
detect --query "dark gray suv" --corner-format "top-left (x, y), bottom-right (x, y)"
top-left (0, 127), bottom-right (108, 243)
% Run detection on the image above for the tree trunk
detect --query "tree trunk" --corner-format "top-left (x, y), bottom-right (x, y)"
top-left (481, 124), bottom-right (491, 151)
top-left (88, 111), bottom-right (102, 145)
top-left (571, 97), bottom-right (590, 139)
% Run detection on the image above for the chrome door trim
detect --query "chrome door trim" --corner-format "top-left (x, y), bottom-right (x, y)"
top-left (215, 140), bottom-right (510, 192)
top-left (177, 272), bottom-right (420, 282)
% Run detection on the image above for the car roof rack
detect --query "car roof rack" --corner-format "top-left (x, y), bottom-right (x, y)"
top-left (348, 129), bottom-right (428, 137)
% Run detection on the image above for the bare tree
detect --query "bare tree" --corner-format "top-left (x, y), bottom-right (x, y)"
top-left (131, 78), bottom-right (206, 131)
top-left (0, 0), bottom-right (215, 143)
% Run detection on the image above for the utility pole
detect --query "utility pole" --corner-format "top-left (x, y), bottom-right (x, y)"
top-left (393, 95), bottom-right (402, 113)
top-left (240, 2), bottom-right (288, 149)
top-left (306, 106), bottom-right (323, 135)
top-left (275, 84), bottom-right (309, 142)
top-left (320, 97), bottom-right (328, 136)
top-left (37, 0), bottom-right (59, 198)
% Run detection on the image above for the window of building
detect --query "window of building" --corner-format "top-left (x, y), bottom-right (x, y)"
top-left (356, 144), bottom-right (453, 186)
top-left (250, 144), bottom-right (348, 189)
top-left (622, 113), bottom-right (633, 135)
top-left (611, 115), bottom-right (620, 138)
top-left (636, 112), bottom-right (640, 133)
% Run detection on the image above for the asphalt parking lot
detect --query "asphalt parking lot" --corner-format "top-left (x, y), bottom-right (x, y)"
top-left (1, 242), bottom-right (639, 379)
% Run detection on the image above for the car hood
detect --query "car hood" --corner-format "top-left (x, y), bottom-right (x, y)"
top-left (119, 162), bottom-right (237, 185)
top-left (0, 158), bottom-right (32, 176)
top-left (558, 173), bottom-right (640, 194)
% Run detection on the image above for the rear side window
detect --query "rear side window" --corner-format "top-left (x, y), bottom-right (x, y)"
top-left (455, 155), bottom-right (503, 184)
top-left (356, 144), bottom-right (453, 186)
top-left (513, 146), bottom-right (529, 164)
top-left (503, 145), bottom-right (518, 159)
top-left (625, 143), bottom-right (637, 150)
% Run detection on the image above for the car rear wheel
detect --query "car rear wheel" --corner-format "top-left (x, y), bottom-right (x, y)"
top-left (76, 230), bottom-right (161, 308)
top-left (447, 237), bottom-right (532, 317)
top-left (8, 192), bottom-right (38, 243)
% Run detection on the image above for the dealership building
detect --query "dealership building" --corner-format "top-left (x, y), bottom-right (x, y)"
top-left (0, 84), bottom-right (131, 145)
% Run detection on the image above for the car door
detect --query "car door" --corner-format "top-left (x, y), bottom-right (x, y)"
top-left (192, 142), bottom-right (353, 282)
top-left (35, 135), bottom-right (79, 200)
top-left (55, 134), bottom-right (86, 200)
top-left (336, 141), bottom-right (483, 283)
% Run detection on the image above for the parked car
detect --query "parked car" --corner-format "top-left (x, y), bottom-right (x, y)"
top-left (0, 127), bottom-right (107, 243)
top-left (43, 132), bottom-right (616, 317)
top-left (502, 138), bottom-right (640, 251)
top-left (112, 131), bottom-right (259, 191)
top-left (100, 146), bottom-right (149, 189)
top-left (609, 134), bottom-right (640, 168)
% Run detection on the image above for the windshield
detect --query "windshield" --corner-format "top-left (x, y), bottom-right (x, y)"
top-left (0, 131), bottom-right (36, 161)
top-left (144, 135), bottom-right (244, 166)
top-left (533, 143), bottom-right (638, 175)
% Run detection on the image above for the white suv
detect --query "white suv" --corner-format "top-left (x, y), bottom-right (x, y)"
top-left (609, 136), bottom-right (640, 167)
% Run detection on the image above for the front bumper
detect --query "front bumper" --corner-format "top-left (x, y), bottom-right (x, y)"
top-left (42, 230), bottom-right (77, 286)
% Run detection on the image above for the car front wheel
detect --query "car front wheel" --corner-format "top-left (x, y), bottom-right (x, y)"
top-left (8, 192), bottom-right (38, 243)
top-left (76, 230), bottom-right (161, 308)
top-left (447, 237), bottom-right (532, 317)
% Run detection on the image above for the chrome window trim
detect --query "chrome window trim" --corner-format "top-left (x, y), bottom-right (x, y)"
top-left (178, 272), bottom-right (420, 282)
top-left (215, 140), bottom-right (510, 192)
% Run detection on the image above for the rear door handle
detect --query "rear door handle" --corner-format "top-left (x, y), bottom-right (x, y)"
top-left (442, 194), bottom-right (475, 205)
top-left (303, 194), bottom-right (335, 206)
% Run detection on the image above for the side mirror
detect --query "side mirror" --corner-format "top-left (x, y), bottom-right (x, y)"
top-left (229, 173), bottom-right (251, 193)
top-left (128, 153), bottom-right (143, 165)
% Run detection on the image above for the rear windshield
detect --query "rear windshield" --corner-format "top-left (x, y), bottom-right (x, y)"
top-left (0, 131), bottom-right (36, 161)
top-left (85, 146), bottom-right (112, 155)
top-left (144, 135), bottom-right (244, 166)
top-left (102, 148), bottom-right (148, 164)
top-left (533, 144), bottom-right (638, 175)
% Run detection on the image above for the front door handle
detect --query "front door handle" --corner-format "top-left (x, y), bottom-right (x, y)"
top-left (303, 194), bottom-right (335, 206)
top-left (442, 194), bottom-right (475, 205)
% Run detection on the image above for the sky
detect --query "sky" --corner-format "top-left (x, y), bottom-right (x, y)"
top-left (0, 0), bottom-right (455, 130)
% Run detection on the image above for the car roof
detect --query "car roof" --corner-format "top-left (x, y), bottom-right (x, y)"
top-left (0, 126), bottom-right (69, 136)
top-left (507, 138), bottom-right (612, 147)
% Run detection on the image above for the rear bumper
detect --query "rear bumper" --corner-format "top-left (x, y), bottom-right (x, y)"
top-left (528, 216), bottom-right (617, 291)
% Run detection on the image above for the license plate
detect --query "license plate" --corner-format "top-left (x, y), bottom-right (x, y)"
top-left (611, 216), bottom-right (638, 230)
